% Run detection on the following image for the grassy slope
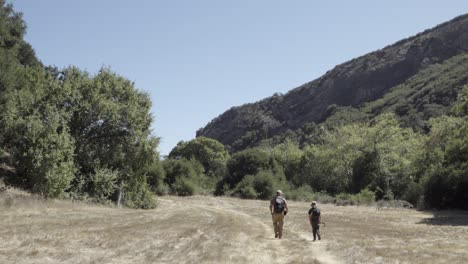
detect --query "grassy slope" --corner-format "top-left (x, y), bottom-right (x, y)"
top-left (1, 190), bottom-right (468, 264)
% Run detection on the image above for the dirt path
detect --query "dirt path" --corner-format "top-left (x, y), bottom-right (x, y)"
top-left (157, 196), bottom-right (342, 264)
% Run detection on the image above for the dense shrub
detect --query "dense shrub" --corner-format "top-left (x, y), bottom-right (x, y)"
top-left (252, 171), bottom-right (276, 199)
top-left (89, 168), bottom-right (118, 202)
top-left (231, 175), bottom-right (258, 199)
top-left (146, 161), bottom-right (167, 195)
top-left (310, 192), bottom-right (336, 204)
top-left (225, 148), bottom-right (271, 188)
top-left (401, 181), bottom-right (424, 207)
top-left (335, 189), bottom-right (375, 206)
top-left (163, 158), bottom-right (217, 195)
top-left (353, 188), bottom-right (376, 205)
top-left (287, 185), bottom-right (315, 202)
top-left (230, 170), bottom-right (284, 200)
top-left (172, 177), bottom-right (196, 196)
top-left (122, 178), bottom-right (158, 209)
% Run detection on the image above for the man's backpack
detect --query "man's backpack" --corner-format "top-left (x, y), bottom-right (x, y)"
top-left (274, 197), bottom-right (285, 213)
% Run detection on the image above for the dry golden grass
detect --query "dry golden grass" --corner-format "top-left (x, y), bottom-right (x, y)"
top-left (320, 204), bottom-right (468, 264)
top-left (1, 189), bottom-right (467, 264)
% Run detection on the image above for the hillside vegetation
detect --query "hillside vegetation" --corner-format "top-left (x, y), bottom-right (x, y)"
top-left (327, 52), bottom-right (468, 130)
top-left (197, 14), bottom-right (468, 151)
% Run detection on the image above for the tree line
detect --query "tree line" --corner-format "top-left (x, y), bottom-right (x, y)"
top-left (162, 93), bottom-right (467, 210)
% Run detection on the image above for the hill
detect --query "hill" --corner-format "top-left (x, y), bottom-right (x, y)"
top-left (197, 14), bottom-right (468, 151)
top-left (2, 190), bottom-right (468, 263)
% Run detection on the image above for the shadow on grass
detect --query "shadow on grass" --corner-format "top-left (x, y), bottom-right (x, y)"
top-left (418, 210), bottom-right (468, 226)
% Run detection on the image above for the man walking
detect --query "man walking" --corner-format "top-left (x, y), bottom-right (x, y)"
top-left (270, 190), bottom-right (288, 239)
top-left (308, 201), bottom-right (321, 241)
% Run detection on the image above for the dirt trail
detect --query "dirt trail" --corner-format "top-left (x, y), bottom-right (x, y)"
top-left (157, 196), bottom-right (342, 264)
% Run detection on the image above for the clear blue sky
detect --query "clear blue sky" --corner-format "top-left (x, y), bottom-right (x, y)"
top-left (10, 0), bottom-right (468, 156)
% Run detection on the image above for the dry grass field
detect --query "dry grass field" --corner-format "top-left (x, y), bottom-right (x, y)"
top-left (1, 189), bottom-right (468, 264)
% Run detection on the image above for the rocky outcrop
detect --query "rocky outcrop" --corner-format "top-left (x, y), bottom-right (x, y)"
top-left (197, 14), bottom-right (468, 150)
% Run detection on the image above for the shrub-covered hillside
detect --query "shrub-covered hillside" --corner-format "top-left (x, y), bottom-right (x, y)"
top-left (197, 14), bottom-right (468, 152)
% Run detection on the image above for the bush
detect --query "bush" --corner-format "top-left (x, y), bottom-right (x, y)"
top-left (354, 188), bottom-right (376, 205)
top-left (122, 176), bottom-right (158, 209)
top-left (214, 178), bottom-right (229, 196)
top-left (311, 191), bottom-right (336, 204)
top-left (252, 171), bottom-right (275, 199)
top-left (90, 168), bottom-right (118, 202)
top-left (401, 181), bottom-right (424, 207)
top-left (66, 173), bottom-right (89, 200)
top-left (335, 193), bottom-right (355, 206)
top-left (229, 169), bottom-right (290, 200)
top-left (335, 193), bottom-right (352, 201)
top-left (231, 175), bottom-right (258, 199)
top-left (335, 189), bottom-right (375, 206)
top-left (146, 161), bottom-right (166, 193)
top-left (225, 148), bottom-right (271, 188)
top-left (154, 182), bottom-right (170, 196)
top-left (125, 185), bottom-right (158, 209)
top-left (173, 177), bottom-right (196, 196)
top-left (287, 185), bottom-right (315, 201)
top-left (163, 158), bottom-right (216, 195)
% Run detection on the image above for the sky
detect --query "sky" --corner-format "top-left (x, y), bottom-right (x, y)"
top-left (10, 0), bottom-right (468, 156)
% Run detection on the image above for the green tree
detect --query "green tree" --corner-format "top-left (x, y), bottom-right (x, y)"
top-left (300, 122), bottom-right (367, 194)
top-left (300, 113), bottom-right (423, 197)
top-left (270, 139), bottom-right (303, 185)
top-left (225, 147), bottom-right (271, 188)
top-left (0, 1), bottom-right (25, 50)
top-left (145, 160), bottom-right (167, 195)
top-left (163, 158), bottom-right (213, 195)
top-left (361, 114), bottom-right (423, 199)
top-left (169, 137), bottom-right (229, 178)
top-left (60, 67), bottom-right (159, 206)
top-left (300, 144), bottom-right (350, 194)
top-left (0, 1), bottom-right (40, 67)
top-left (351, 151), bottom-right (380, 193)
top-left (3, 67), bottom-right (75, 197)
top-left (230, 170), bottom-right (286, 200)
top-left (0, 2), bottom-right (160, 207)
top-left (163, 159), bottom-right (203, 186)
top-left (89, 168), bottom-right (119, 203)
top-left (421, 111), bottom-right (468, 209)
top-left (0, 1), bottom-right (40, 165)
top-left (452, 85), bottom-right (468, 117)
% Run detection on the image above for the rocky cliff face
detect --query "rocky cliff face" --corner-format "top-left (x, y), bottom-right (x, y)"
top-left (197, 14), bottom-right (468, 150)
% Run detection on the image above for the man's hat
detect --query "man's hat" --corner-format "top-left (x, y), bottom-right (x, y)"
top-left (311, 201), bottom-right (317, 206)
top-left (276, 190), bottom-right (283, 195)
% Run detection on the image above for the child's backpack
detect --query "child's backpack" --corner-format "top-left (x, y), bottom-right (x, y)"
top-left (310, 207), bottom-right (320, 221)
